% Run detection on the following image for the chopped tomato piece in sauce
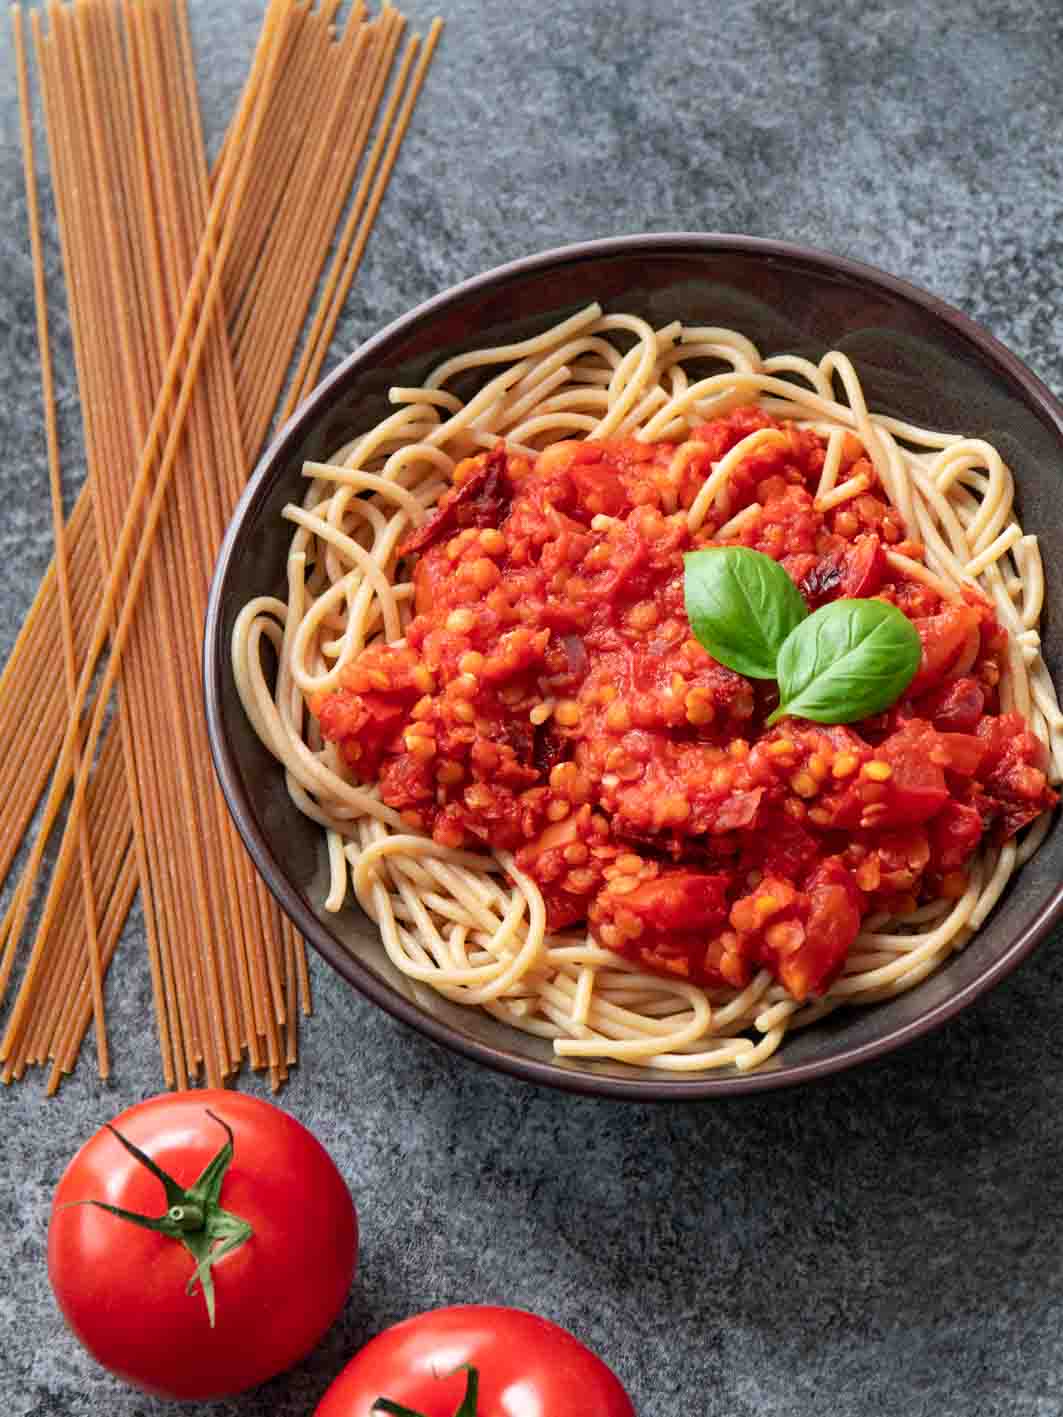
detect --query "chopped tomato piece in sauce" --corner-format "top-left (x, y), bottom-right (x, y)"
top-left (780, 859), bottom-right (864, 1001)
top-left (907, 604), bottom-right (984, 696)
top-left (914, 675), bottom-right (985, 733)
top-left (590, 870), bottom-right (730, 982)
top-left (311, 411), bottom-right (1056, 1001)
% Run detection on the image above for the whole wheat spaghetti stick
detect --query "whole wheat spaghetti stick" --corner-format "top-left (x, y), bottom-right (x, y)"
top-left (115, 0), bottom-right (243, 1076)
top-left (228, 5), bottom-right (336, 351)
top-left (217, 1), bottom-right (314, 301)
top-left (293, 916), bottom-right (312, 1016)
top-left (5, 0), bottom-right (440, 1082)
top-left (29, 734), bottom-right (127, 1069)
top-left (134, 0), bottom-right (265, 1073)
top-left (94, 0), bottom-right (311, 1071)
top-left (0, 667), bottom-right (71, 900)
top-left (42, 748), bottom-right (133, 1062)
top-left (163, 0), bottom-right (267, 1070)
top-left (49, 853), bottom-right (139, 1094)
top-left (6, 7), bottom-right (191, 1077)
top-left (0, 0), bottom-right (291, 1065)
top-left (284, 930), bottom-right (298, 1066)
top-left (164, 0), bottom-right (279, 1068)
top-left (0, 499), bottom-right (100, 899)
top-left (175, 0), bottom-right (309, 1058)
top-left (34, 3), bottom-right (183, 1081)
top-left (19, 8), bottom-right (151, 1071)
top-left (12, 5), bottom-right (107, 1073)
top-left (122, 0), bottom-right (230, 1073)
top-left (274, 16), bottom-right (421, 422)
top-left (19, 730), bottom-right (126, 1075)
top-left (38, 3), bottom-right (187, 1078)
top-left (239, 9), bottom-right (406, 450)
top-left (281, 19), bottom-right (443, 419)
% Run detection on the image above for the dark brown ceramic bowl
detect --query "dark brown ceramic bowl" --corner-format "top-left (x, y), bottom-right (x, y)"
top-left (205, 234), bottom-right (1063, 1098)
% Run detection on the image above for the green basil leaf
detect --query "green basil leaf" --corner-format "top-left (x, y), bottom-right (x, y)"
top-left (769, 598), bottom-right (922, 725)
top-left (683, 547), bottom-right (808, 679)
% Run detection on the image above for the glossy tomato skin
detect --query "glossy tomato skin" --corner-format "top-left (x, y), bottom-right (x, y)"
top-left (48, 1091), bottom-right (357, 1400)
top-left (315, 1305), bottom-right (635, 1417)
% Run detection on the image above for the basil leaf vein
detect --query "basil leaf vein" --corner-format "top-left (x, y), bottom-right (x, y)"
top-left (683, 546), bottom-right (808, 680)
top-left (769, 599), bottom-right (922, 725)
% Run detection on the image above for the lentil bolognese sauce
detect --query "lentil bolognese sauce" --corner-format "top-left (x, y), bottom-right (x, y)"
top-left (233, 306), bottom-right (1062, 1070)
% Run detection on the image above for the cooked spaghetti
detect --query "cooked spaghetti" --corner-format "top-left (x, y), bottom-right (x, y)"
top-left (233, 306), bottom-right (1062, 1072)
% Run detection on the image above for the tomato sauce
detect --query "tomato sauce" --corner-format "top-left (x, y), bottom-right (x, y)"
top-left (311, 411), bottom-right (1057, 1001)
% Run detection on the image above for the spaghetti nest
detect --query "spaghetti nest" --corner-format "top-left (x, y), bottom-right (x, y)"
top-left (233, 305), bottom-right (1062, 1073)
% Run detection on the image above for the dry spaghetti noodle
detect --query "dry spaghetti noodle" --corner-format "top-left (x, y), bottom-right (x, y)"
top-left (3, 0), bottom-right (441, 1090)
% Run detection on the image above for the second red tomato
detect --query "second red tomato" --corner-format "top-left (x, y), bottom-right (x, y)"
top-left (315, 1305), bottom-right (635, 1417)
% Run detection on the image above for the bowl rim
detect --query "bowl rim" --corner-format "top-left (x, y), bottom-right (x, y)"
top-left (204, 231), bottom-right (1063, 1099)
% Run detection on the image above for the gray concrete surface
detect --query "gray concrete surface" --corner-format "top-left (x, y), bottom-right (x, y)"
top-left (3, 1), bottom-right (1063, 1413)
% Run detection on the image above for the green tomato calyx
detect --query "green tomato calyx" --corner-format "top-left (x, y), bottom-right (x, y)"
top-left (62, 1110), bottom-right (252, 1327)
top-left (373, 1364), bottom-right (480, 1417)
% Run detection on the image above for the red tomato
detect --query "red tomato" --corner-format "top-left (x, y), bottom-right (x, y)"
top-left (936, 731), bottom-right (986, 777)
top-left (928, 800), bottom-right (984, 869)
top-left (877, 720), bottom-right (950, 823)
top-left (798, 534), bottom-right (885, 608)
top-left (908, 605), bottom-right (982, 695)
top-left (591, 868), bottom-right (730, 983)
top-left (914, 675), bottom-right (985, 732)
top-left (977, 712), bottom-right (1057, 835)
top-left (49, 1091), bottom-right (357, 1400)
top-left (773, 858), bottom-right (862, 1001)
top-left (315, 1306), bottom-right (635, 1417)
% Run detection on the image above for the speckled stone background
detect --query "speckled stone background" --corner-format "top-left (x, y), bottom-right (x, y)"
top-left (3, 2), bottom-right (1063, 1413)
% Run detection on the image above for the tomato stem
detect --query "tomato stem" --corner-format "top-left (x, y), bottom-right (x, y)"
top-left (167, 1203), bottom-right (205, 1230)
top-left (372, 1363), bottom-right (479, 1417)
top-left (65, 1111), bottom-right (253, 1327)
